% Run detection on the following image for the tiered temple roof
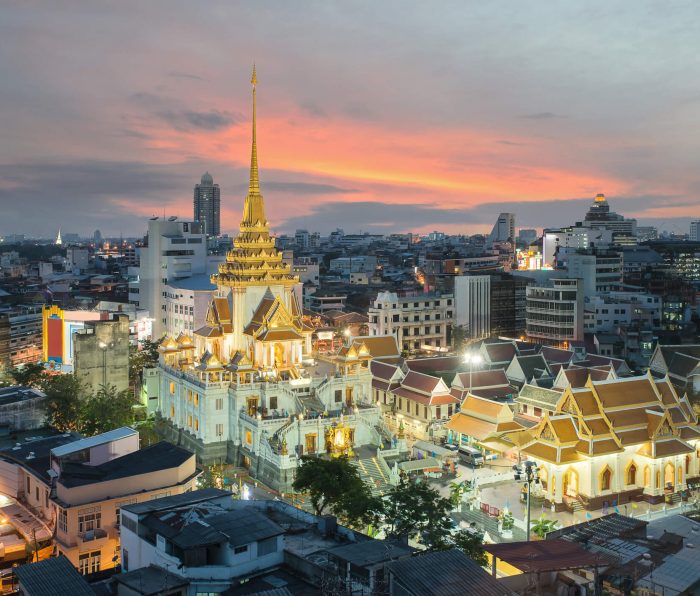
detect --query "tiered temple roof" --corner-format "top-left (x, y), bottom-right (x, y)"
top-left (522, 373), bottom-right (700, 464)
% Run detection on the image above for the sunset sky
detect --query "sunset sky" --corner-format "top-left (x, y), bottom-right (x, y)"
top-left (1, 1), bottom-right (699, 238)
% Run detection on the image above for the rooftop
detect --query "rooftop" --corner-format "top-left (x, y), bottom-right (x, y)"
top-left (59, 441), bottom-right (194, 488)
top-left (51, 426), bottom-right (137, 458)
top-left (0, 385), bottom-right (45, 407)
top-left (14, 555), bottom-right (94, 596)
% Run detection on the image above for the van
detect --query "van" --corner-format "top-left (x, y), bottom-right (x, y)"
top-left (458, 445), bottom-right (484, 467)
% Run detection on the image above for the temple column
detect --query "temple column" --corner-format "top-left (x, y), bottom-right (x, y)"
top-left (554, 468), bottom-right (564, 504)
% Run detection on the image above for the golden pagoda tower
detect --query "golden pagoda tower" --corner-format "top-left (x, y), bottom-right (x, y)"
top-left (197, 66), bottom-right (309, 368)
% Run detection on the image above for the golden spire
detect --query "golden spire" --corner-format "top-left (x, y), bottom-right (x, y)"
top-left (249, 64), bottom-right (259, 194)
top-left (241, 63), bottom-right (267, 227)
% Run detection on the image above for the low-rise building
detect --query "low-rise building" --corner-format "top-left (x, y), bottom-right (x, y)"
top-left (73, 313), bottom-right (130, 392)
top-left (526, 278), bottom-right (584, 347)
top-left (0, 305), bottom-right (43, 372)
top-left (0, 427), bottom-right (197, 575)
top-left (368, 291), bottom-right (453, 354)
top-left (0, 386), bottom-right (46, 431)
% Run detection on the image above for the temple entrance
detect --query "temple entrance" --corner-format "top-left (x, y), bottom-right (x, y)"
top-left (665, 463), bottom-right (675, 488)
top-left (247, 397), bottom-right (259, 417)
top-left (305, 433), bottom-right (317, 455)
top-left (345, 386), bottom-right (353, 407)
top-left (274, 342), bottom-right (285, 367)
top-left (564, 468), bottom-right (578, 498)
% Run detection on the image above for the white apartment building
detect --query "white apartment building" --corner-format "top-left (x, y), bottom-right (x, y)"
top-left (691, 221), bottom-right (700, 242)
top-left (453, 275), bottom-right (490, 340)
top-left (368, 291), bottom-right (453, 353)
top-left (164, 275), bottom-right (216, 337)
top-left (584, 291), bottom-right (662, 334)
top-left (566, 251), bottom-right (623, 298)
top-left (526, 278), bottom-right (584, 346)
top-left (128, 218), bottom-right (221, 338)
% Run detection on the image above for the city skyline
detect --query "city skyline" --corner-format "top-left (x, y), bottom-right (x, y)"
top-left (1, 2), bottom-right (700, 237)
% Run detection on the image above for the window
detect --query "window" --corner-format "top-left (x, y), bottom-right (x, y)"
top-left (58, 508), bottom-right (68, 533)
top-left (194, 418), bottom-right (199, 432)
top-left (216, 424), bottom-right (224, 437)
top-left (215, 398), bottom-right (224, 410)
top-left (122, 549), bottom-right (129, 572)
top-left (170, 405), bottom-right (175, 418)
top-left (436, 406), bottom-right (441, 419)
top-left (269, 395), bottom-right (278, 410)
top-left (169, 382), bottom-right (175, 395)
top-left (26, 476), bottom-right (30, 494)
top-left (627, 463), bottom-right (637, 485)
top-left (335, 390), bottom-right (342, 403)
top-left (194, 394), bottom-right (199, 407)
top-left (234, 545), bottom-right (248, 554)
top-left (78, 550), bottom-right (101, 575)
top-left (245, 430), bottom-right (252, 445)
top-left (600, 467), bottom-right (612, 491)
top-left (78, 507), bottom-right (101, 533)
top-left (187, 415), bottom-right (192, 428)
top-left (257, 536), bottom-right (278, 556)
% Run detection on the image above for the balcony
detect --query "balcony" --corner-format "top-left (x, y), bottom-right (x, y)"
top-left (78, 528), bottom-right (109, 543)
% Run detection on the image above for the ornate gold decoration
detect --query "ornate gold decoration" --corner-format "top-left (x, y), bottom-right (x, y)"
top-left (325, 422), bottom-right (354, 457)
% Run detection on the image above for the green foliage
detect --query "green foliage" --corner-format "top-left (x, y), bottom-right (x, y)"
top-left (9, 363), bottom-right (46, 387)
top-left (42, 374), bottom-right (137, 436)
top-left (451, 529), bottom-right (488, 567)
top-left (41, 374), bottom-right (87, 432)
top-left (500, 510), bottom-right (515, 531)
top-left (292, 456), bottom-right (382, 528)
top-left (81, 384), bottom-right (139, 436)
top-left (383, 479), bottom-right (454, 550)
top-left (531, 515), bottom-right (557, 539)
top-left (129, 338), bottom-right (161, 386)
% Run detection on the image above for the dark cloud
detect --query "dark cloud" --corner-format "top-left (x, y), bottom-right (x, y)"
top-left (156, 109), bottom-right (242, 131)
top-left (168, 71), bottom-right (204, 80)
top-left (0, 160), bottom-right (191, 236)
top-left (496, 140), bottom-right (528, 146)
top-left (299, 101), bottom-right (326, 118)
top-left (520, 112), bottom-right (563, 120)
top-left (278, 194), bottom-right (694, 235)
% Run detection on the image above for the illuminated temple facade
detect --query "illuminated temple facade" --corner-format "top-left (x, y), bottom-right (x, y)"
top-left (155, 68), bottom-right (383, 490)
top-left (521, 373), bottom-right (700, 510)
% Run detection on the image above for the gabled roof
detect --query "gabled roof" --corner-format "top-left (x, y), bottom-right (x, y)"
top-left (401, 370), bottom-right (448, 395)
top-left (482, 341), bottom-right (517, 364)
top-left (347, 335), bottom-right (400, 361)
top-left (453, 368), bottom-right (509, 389)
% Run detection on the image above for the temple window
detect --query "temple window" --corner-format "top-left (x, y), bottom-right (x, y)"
top-left (627, 463), bottom-right (637, 486)
top-left (600, 467), bottom-right (612, 491)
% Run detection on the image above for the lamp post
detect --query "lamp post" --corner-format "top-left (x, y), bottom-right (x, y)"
top-left (463, 352), bottom-right (483, 392)
top-left (514, 461), bottom-right (539, 541)
top-left (98, 341), bottom-right (113, 388)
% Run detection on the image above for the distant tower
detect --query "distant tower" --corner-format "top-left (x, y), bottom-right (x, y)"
top-left (487, 213), bottom-right (515, 247)
top-left (94, 229), bottom-right (102, 246)
top-left (193, 171), bottom-right (221, 236)
top-left (55, 229), bottom-right (63, 245)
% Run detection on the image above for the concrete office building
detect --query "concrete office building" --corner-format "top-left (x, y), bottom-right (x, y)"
top-left (128, 218), bottom-right (214, 338)
top-left (193, 172), bottom-right (221, 237)
top-left (163, 275), bottom-right (216, 338)
top-left (566, 250), bottom-right (623, 298)
top-left (73, 314), bottom-right (130, 392)
top-left (454, 275), bottom-right (490, 340)
top-left (368, 291), bottom-right (453, 353)
top-left (487, 212), bottom-right (515, 247)
top-left (691, 221), bottom-right (700, 242)
top-left (526, 278), bottom-right (584, 346)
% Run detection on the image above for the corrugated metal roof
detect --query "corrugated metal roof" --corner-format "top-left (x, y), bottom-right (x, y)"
top-left (15, 556), bottom-right (95, 596)
top-left (50, 426), bottom-right (137, 458)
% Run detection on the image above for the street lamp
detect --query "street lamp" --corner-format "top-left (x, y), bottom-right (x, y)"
top-left (514, 461), bottom-right (539, 541)
top-left (463, 352), bottom-right (483, 392)
top-left (98, 341), bottom-right (114, 388)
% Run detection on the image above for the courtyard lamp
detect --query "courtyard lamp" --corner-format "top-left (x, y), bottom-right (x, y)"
top-left (514, 461), bottom-right (540, 541)
top-left (463, 352), bottom-right (483, 392)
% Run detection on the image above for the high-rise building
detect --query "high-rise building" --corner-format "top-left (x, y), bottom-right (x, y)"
top-left (487, 213), bottom-right (515, 247)
top-left (73, 314), bottom-right (130, 392)
top-left (566, 250), bottom-right (623, 298)
top-left (128, 218), bottom-right (213, 338)
top-left (579, 193), bottom-right (637, 237)
top-left (690, 221), bottom-right (700, 242)
top-left (93, 229), bottom-right (102, 246)
top-left (193, 171), bottom-right (221, 236)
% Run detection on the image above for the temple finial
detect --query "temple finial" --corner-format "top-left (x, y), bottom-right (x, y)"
top-left (249, 64), bottom-right (260, 194)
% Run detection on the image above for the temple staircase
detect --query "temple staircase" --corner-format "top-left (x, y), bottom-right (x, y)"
top-left (353, 455), bottom-right (392, 497)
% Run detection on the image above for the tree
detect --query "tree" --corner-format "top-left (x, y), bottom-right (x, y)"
top-left (41, 374), bottom-right (86, 432)
top-left (452, 529), bottom-right (488, 567)
top-left (129, 338), bottom-right (161, 387)
top-left (10, 363), bottom-right (46, 387)
top-left (383, 478), bottom-right (454, 549)
top-left (293, 456), bottom-right (381, 528)
top-left (80, 384), bottom-right (139, 436)
top-left (531, 515), bottom-right (558, 539)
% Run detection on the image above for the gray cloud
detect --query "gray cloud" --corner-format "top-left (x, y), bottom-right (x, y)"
top-left (496, 140), bottom-right (528, 146)
top-left (168, 71), bottom-right (204, 80)
top-left (156, 109), bottom-right (242, 131)
top-left (520, 112), bottom-right (563, 120)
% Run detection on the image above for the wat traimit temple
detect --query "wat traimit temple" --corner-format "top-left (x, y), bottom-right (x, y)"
top-left (155, 68), bottom-right (386, 490)
top-left (521, 373), bottom-right (700, 510)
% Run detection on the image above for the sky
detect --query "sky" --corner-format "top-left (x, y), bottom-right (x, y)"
top-left (1, 1), bottom-right (699, 238)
